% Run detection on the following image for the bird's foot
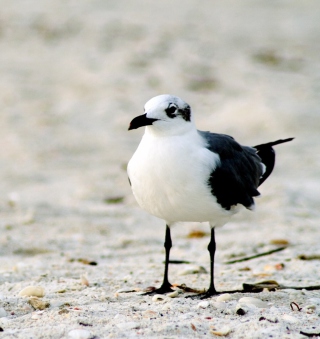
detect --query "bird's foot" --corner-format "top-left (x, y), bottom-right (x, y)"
top-left (143, 282), bottom-right (174, 296)
top-left (186, 287), bottom-right (218, 299)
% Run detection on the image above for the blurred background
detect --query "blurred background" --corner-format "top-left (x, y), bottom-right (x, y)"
top-left (0, 0), bottom-right (319, 286)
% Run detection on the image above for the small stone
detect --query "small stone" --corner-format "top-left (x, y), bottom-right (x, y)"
top-left (152, 294), bottom-right (166, 302)
top-left (197, 301), bottom-right (209, 309)
top-left (68, 329), bottom-right (91, 339)
top-left (216, 293), bottom-right (231, 302)
top-left (238, 297), bottom-right (267, 308)
top-left (210, 326), bottom-right (231, 336)
top-left (236, 307), bottom-right (247, 315)
top-left (116, 322), bottom-right (140, 331)
top-left (0, 308), bottom-right (7, 318)
top-left (19, 286), bottom-right (45, 298)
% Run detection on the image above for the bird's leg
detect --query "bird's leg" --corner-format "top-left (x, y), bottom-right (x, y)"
top-left (186, 227), bottom-right (218, 299)
top-left (204, 227), bottom-right (218, 297)
top-left (144, 224), bottom-right (174, 295)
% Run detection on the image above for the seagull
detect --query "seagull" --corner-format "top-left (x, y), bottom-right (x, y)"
top-left (127, 94), bottom-right (293, 299)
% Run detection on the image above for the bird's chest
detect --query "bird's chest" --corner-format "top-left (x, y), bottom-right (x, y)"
top-left (128, 135), bottom-right (219, 221)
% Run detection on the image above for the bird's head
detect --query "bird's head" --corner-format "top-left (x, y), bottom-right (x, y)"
top-left (128, 94), bottom-right (194, 136)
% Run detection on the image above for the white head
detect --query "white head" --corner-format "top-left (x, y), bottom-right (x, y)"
top-left (128, 94), bottom-right (195, 136)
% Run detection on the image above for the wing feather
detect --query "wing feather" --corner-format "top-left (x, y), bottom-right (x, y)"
top-left (199, 131), bottom-right (263, 210)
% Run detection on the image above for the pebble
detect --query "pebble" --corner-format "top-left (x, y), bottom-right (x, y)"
top-left (216, 293), bottom-right (231, 302)
top-left (238, 297), bottom-right (267, 308)
top-left (197, 301), bottom-right (209, 309)
top-left (235, 304), bottom-right (247, 315)
top-left (152, 294), bottom-right (166, 302)
top-left (0, 307), bottom-right (7, 318)
top-left (116, 322), bottom-right (140, 331)
top-left (210, 326), bottom-right (231, 336)
top-left (19, 286), bottom-right (45, 298)
top-left (68, 329), bottom-right (91, 339)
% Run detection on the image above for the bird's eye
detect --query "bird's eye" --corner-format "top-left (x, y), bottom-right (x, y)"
top-left (165, 104), bottom-right (177, 117)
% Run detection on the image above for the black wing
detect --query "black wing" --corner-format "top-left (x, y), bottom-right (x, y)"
top-left (199, 131), bottom-right (263, 211)
top-left (254, 138), bottom-right (294, 186)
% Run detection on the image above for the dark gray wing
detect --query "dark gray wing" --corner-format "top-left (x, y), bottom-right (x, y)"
top-left (199, 131), bottom-right (263, 211)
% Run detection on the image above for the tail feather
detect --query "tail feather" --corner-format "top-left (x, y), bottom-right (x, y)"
top-left (253, 138), bottom-right (294, 186)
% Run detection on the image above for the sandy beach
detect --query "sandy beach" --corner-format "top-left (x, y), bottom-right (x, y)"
top-left (0, 1), bottom-right (320, 338)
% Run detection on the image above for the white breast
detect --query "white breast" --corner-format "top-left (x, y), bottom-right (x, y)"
top-left (128, 129), bottom-right (235, 225)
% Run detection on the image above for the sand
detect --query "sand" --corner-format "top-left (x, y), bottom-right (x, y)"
top-left (0, 0), bottom-right (320, 338)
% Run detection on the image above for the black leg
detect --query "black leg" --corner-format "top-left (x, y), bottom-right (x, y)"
top-left (205, 227), bottom-right (218, 297)
top-left (144, 224), bottom-right (174, 295)
top-left (186, 227), bottom-right (218, 299)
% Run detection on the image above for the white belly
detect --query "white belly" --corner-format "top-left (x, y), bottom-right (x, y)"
top-left (128, 130), bottom-right (235, 225)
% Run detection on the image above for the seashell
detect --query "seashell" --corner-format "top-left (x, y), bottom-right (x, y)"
top-left (282, 314), bottom-right (298, 323)
top-left (116, 288), bottom-right (137, 293)
top-left (179, 266), bottom-right (207, 275)
top-left (167, 290), bottom-right (179, 298)
top-left (8, 192), bottom-right (20, 207)
top-left (80, 274), bottom-right (89, 286)
top-left (68, 329), bottom-right (91, 339)
top-left (212, 301), bottom-right (227, 310)
top-left (238, 297), bottom-right (267, 308)
top-left (28, 297), bottom-right (50, 310)
top-left (302, 304), bottom-right (316, 314)
top-left (19, 286), bottom-right (45, 298)
top-left (142, 310), bottom-right (157, 318)
top-left (161, 303), bottom-right (171, 311)
top-left (31, 313), bottom-right (40, 320)
top-left (270, 239), bottom-right (289, 245)
top-left (216, 293), bottom-right (231, 302)
top-left (152, 294), bottom-right (166, 302)
top-left (116, 322), bottom-right (140, 331)
top-left (197, 301), bottom-right (209, 309)
top-left (210, 326), bottom-right (231, 336)
top-left (58, 309), bottom-right (69, 315)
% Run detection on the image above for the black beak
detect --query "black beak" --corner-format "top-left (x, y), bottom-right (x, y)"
top-left (128, 113), bottom-right (158, 130)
